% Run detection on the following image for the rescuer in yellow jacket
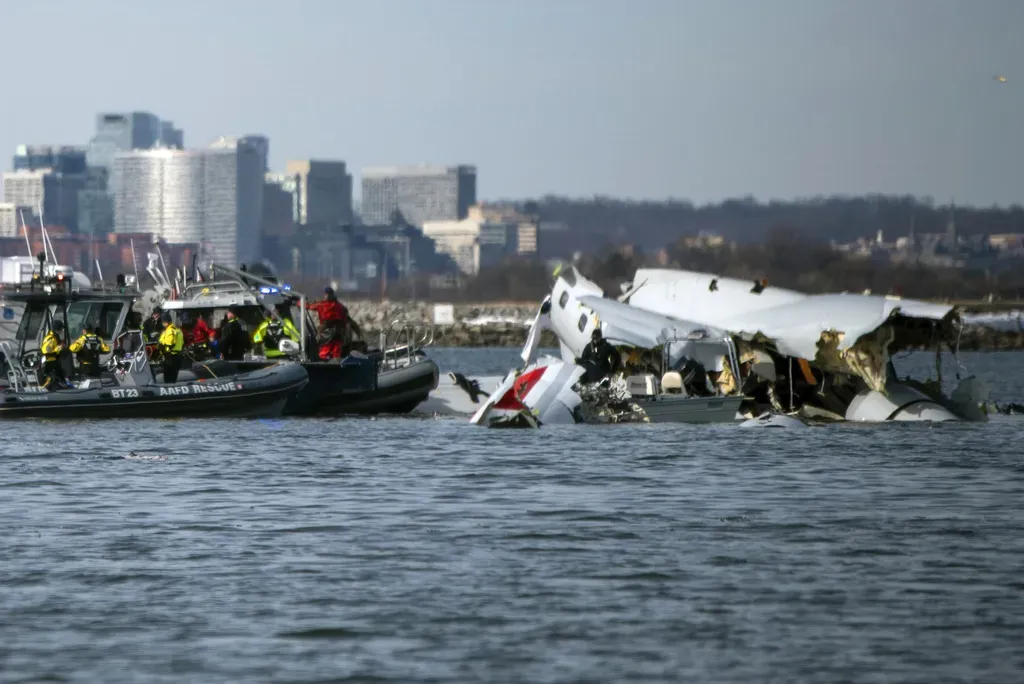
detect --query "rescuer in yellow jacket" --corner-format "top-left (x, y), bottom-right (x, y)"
top-left (252, 302), bottom-right (301, 358)
top-left (40, 319), bottom-right (67, 389)
top-left (157, 312), bottom-right (185, 383)
top-left (69, 322), bottom-right (111, 378)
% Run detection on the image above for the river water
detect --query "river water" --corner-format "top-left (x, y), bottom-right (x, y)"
top-left (2, 348), bottom-right (1024, 683)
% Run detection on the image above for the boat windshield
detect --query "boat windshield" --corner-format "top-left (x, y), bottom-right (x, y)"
top-left (15, 304), bottom-right (47, 342)
top-left (14, 299), bottom-right (128, 346)
top-left (65, 301), bottom-right (126, 340)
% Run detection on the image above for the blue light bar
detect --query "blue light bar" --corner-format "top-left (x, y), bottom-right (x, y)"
top-left (281, 284), bottom-right (291, 291)
top-left (259, 286), bottom-right (280, 294)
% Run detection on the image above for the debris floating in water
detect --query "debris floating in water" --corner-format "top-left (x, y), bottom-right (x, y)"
top-left (124, 451), bottom-right (167, 461)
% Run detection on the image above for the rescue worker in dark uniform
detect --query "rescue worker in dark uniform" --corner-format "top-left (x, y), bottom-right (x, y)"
top-left (69, 321), bottom-right (111, 378)
top-left (40, 319), bottom-right (67, 390)
top-left (157, 311), bottom-right (185, 383)
top-left (218, 305), bottom-right (250, 361)
top-left (575, 328), bottom-right (621, 383)
top-left (142, 306), bottom-right (163, 343)
top-left (252, 302), bottom-right (301, 358)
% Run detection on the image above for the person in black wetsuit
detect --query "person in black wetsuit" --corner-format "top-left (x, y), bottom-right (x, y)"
top-left (575, 328), bottom-right (621, 383)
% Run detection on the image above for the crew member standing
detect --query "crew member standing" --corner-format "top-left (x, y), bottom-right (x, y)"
top-left (218, 305), bottom-right (250, 361)
top-left (158, 312), bottom-right (185, 383)
top-left (142, 306), bottom-right (163, 343)
top-left (70, 322), bottom-right (111, 378)
top-left (306, 287), bottom-right (359, 360)
top-left (40, 319), bottom-right (67, 389)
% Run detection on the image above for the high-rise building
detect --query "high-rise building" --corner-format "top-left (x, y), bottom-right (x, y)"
top-left (1, 168), bottom-right (85, 232)
top-left (87, 112), bottom-right (163, 171)
top-left (204, 139), bottom-right (264, 266)
top-left (13, 145), bottom-right (87, 174)
top-left (112, 139), bottom-right (264, 266)
top-left (77, 168), bottom-right (115, 239)
top-left (0, 203), bottom-right (23, 238)
top-left (285, 159), bottom-right (352, 226)
top-left (262, 174), bottom-right (297, 239)
top-left (360, 164), bottom-right (476, 227)
top-left (83, 111), bottom-right (184, 237)
top-left (160, 121), bottom-right (185, 150)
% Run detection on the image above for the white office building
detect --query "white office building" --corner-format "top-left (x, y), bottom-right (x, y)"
top-left (112, 139), bottom-right (264, 266)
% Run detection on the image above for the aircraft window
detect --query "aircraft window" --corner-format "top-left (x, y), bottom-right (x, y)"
top-left (559, 291), bottom-right (569, 309)
top-left (578, 313), bottom-right (588, 332)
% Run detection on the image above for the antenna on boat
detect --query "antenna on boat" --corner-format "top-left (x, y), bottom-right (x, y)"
top-left (36, 200), bottom-right (57, 266)
top-left (17, 209), bottom-right (32, 260)
top-left (130, 238), bottom-right (141, 291)
top-left (95, 259), bottom-right (104, 283)
top-left (154, 242), bottom-right (172, 287)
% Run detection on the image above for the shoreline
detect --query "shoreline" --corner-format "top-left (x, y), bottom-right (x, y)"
top-left (346, 301), bottom-right (1024, 351)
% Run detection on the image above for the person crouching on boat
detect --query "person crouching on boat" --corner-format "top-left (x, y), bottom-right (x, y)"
top-left (158, 312), bottom-right (185, 383)
top-left (70, 321), bottom-right (111, 378)
top-left (218, 306), bottom-right (250, 361)
top-left (575, 328), bottom-right (621, 384)
top-left (253, 302), bottom-right (301, 358)
top-left (41, 319), bottom-right (68, 390)
top-left (306, 287), bottom-right (353, 361)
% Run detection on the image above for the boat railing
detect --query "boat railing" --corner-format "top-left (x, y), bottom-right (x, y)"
top-left (111, 331), bottom-right (152, 378)
top-left (378, 318), bottom-right (434, 370)
top-left (0, 339), bottom-right (43, 392)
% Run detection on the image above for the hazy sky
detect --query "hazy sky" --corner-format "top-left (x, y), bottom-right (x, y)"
top-left (1, 0), bottom-right (1021, 205)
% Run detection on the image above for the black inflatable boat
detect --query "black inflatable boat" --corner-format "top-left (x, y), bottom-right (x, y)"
top-left (187, 351), bottom-right (438, 416)
top-left (0, 356), bottom-right (309, 420)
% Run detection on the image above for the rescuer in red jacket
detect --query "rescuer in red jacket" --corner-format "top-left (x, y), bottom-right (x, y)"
top-left (306, 287), bottom-right (360, 360)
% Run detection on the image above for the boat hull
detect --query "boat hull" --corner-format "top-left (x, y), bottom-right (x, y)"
top-left (0, 362), bottom-right (308, 420)
top-left (633, 394), bottom-right (745, 424)
top-left (196, 355), bottom-right (440, 416)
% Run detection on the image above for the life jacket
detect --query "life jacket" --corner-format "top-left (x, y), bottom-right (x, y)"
top-left (77, 334), bottom-right (103, 366)
top-left (264, 320), bottom-right (283, 348)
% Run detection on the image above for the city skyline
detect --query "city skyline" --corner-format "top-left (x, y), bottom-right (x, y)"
top-left (1, 0), bottom-right (1022, 206)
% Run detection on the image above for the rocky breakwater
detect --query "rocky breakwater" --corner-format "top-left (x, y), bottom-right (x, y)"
top-left (345, 301), bottom-right (558, 348)
top-left (342, 301), bottom-right (1024, 350)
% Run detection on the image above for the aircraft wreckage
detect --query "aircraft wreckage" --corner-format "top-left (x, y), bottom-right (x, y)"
top-left (467, 265), bottom-right (990, 428)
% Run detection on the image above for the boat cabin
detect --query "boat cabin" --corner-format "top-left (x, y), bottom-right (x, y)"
top-left (0, 274), bottom-right (138, 389)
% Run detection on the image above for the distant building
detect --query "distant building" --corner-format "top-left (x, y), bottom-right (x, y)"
top-left (213, 135), bottom-right (269, 172)
top-left (285, 159), bottom-right (353, 226)
top-left (78, 168), bottom-right (114, 238)
top-left (421, 203), bottom-right (538, 276)
top-left (0, 203), bottom-right (23, 238)
top-left (360, 164), bottom-right (476, 227)
top-left (112, 139), bottom-right (264, 266)
top-left (1, 168), bottom-right (85, 233)
top-left (86, 111), bottom-right (182, 172)
top-left (12, 145), bottom-right (87, 174)
top-left (287, 221), bottom-right (450, 293)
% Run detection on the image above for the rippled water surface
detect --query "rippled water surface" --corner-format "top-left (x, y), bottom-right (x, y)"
top-left (2, 349), bottom-right (1024, 683)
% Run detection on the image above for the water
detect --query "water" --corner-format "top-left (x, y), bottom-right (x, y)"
top-left (2, 349), bottom-right (1024, 683)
